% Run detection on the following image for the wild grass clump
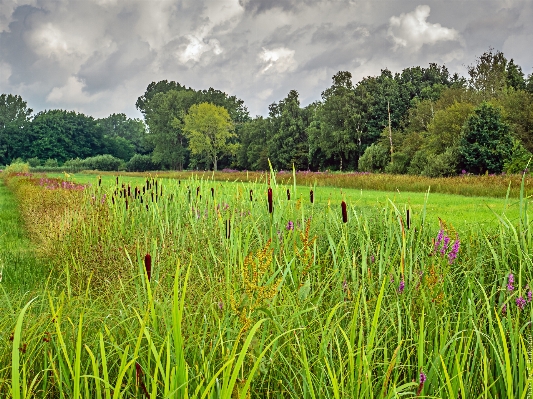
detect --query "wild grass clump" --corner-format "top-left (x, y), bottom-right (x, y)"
top-left (1, 170), bottom-right (532, 397)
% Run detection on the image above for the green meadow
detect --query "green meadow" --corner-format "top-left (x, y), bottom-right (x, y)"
top-left (1, 170), bottom-right (532, 398)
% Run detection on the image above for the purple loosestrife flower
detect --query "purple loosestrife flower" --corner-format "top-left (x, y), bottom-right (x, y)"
top-left (440, 236), bottom-right (450, 256)
top-left (416, 371), bottom-right (427, 396)
top-left (286, 221), bottom-right (294, 231)
top-left (516, 296), bottom-right (527, 310)
top-left (448, 239), bottom-right (460, 264)
top-left (502, 304), bottom-right (507, 315)
top-left (434, 229), bottom-right (444, 252)
top-left (528, 290), bottom-right (532, 303)
top-left (507, 273), bottom-right (515, 291)
top-left (398, 280), bottom-right (405, 294)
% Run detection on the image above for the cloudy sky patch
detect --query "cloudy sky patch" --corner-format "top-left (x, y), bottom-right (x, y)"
top-left (0, 0), bottom-right (532, 118)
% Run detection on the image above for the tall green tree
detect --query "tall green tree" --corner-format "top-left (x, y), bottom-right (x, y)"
top-left (318, 71), bottom-right (359, 170)
top-left (459, 102), bottom-right (513, 174)
top-left (0, 94), bottom-right (33, 165)
top-left (28, 110), bottom-right (105, 163)
top-left (183, 103), bottom-right (237, 171)
top-left (267, 90), bottom-right (309, 170)
top-left (468, 49), bottom-right (508, 99)
top-left (237, 116), bottom-right (271, 170)
top-left (97, 113), bottom-right (150, 155)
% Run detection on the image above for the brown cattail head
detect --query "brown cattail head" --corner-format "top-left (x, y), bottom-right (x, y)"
top-left (112, 196), bottom-right (115, 205)
top-left (125, 199), bottom-right (128, 210)
top-left (341, 201), bottom-right (348, 223)
top-left (406, 209), bottom-right (410, 230)
top-left (127, 185), bottom-right (131, 197)
top-left (226, 219), bottom-right (231, 239)
top-left (310, 190), bottom-right (314, 204)
top-left (287, 189), bottom-right (290, 200)
top-left (151, 192), bottom-right (154, 202)
top-left (98, 176), bottom-right (101, 186)
top-left (250, 189), bottom-right (253, 201)
top-left (116, 176), bottom-right (119, 185)
top-left (197, 187), bottom-right (200, 197)
top-left (211, 187), bottom-right (214, 198)
top-left (268, 188), bottom-right (273, 213)
top-left (144, 253), bottom-right (152, 281)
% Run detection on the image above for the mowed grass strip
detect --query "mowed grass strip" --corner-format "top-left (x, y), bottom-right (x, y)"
top-left (0, 178), bottom-right (46, 292)
top-left (59, 172), bottom-right (524, 231)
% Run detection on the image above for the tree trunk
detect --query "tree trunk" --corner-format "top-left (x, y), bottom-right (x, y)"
top-left (214, 155), bottom-right (217, 172)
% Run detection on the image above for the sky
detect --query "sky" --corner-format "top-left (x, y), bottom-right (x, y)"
top-left (1, 0), bottom-right (532, 119)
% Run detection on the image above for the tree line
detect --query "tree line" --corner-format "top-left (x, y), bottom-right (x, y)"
top-left (2, 49), bottom-right (533, 175)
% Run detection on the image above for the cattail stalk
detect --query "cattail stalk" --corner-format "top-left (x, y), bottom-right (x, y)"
top-left (310, 190), bottom-right (314, 204)
top-left (341, 201), bottom-right (347, 223)
top-left (268, 188), bottom-right (273, 213)
top-left (287, 189), bottom-right (290, 200)
top-left (144, 253), bottom-right (152, 281)
top-left (226, 219), bottom-right (231, 239)
top-left (250, 189), bottom-right (253, 201)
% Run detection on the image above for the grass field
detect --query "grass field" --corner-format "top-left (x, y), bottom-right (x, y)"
top-left (1, 170), bottom-right (532, 398)
top-left (60, 172), bottom-right (526, 231)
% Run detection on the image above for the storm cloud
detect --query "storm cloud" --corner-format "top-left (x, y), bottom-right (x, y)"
top-left (0, 0), bottom-right (532, 118)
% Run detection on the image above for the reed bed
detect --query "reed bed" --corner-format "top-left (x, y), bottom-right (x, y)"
top-left (88, 169), bottom-right (533, 198)
top-left (0, 170), bottom-right (532, 398)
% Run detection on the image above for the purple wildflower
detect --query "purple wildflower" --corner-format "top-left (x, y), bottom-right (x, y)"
top-left (516, 296), bottom-right (527, 310)
top-left (448, 239), bottom-right (460, 264)
top-left (218, 300), bottom-right (223, 311)
top-left (416, 371), bottom-right (427, 395)
top-left (502, 304), bottom-right (507, 315)
top-left (398, 280), bottom-right (405, 294)
top-left (434, 229), bottom-right (444, 252)
top-left (286, 220), bottom-right (294, 231)
top-left (507, 273), bottom-right (515, 291)
top-left (528, 290), bottom-right (532, 303)
top-left (440, 236), bottom-right (450, 255)
top-left (370, 255), bottom-right (375, 264)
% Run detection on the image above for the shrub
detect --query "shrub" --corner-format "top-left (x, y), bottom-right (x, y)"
top-left (407, 150), bottom-right (429, 175)
top-left (83, 154), bottom-right (124, 171)
top-left (126, 154), bottom-right (160, 172)
top-left (4, 161), bottom-right (30, 174)
top-left (358, 144), bottom-right (389, 172)
top-left (27, 157), bottom-right (41, 167)
top-left (385, 152), bottom-right (410, 174)
top-left (44, 158), bottom-right (59, 167)
top-left (504, 139), bottom-right (532, 174)
top-left (422, 149), bottom-right (459, 177)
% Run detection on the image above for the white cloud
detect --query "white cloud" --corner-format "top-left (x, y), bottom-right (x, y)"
top-left (259, 47), bottom-right (297, 74)
top-left (46, 76), bottom-right (100, 104)
top-left (388, 5), bottom-right (461, 52)
top-left (178, 36), bottom-right (223, 63)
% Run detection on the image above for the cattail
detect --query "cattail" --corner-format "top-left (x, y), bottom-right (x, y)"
top-left (211, 187), bottom-right (214, 198)
top-left (116, 176), bottom-right (119, 185)
top-left (146, 204), bottom-right (149, 211)
top-left (146, 179), bottom-right (149, 190)
top-left (140, 196), bottom-right (143, 204)
top-left (406, 209), bottom-right (410, 230)
top-left (144, 253), bottom-right (152, 281)
top-left (250, 189), bottom-right (253, 201)
top-left (155, 180), bottom-right (158, 193)
top-left (226, 219), bottom-right (231, 239)
top-left (151, 192), bottom-right (154, 202)
top-left (112, 196), bottom-right (115, 205)
top-left (197, 187), bottom-right (200, 197)
top-left (143, 187), bottom-right (145, 194)
top-left (127, 185), bottom-right (131, 197)
top-left (310, 190), bottom-right (314, 204)
top-left (287, 189), bottom-right (290, 200)
top-left (98, 176), bottom-right (101, 186)
top-left (125, 199), bottom-right (128, 210)
top-left (160, 186), bottom-right (163, 197)
top-left (341, 201), bottom-right (347, 223)
top-left (268, 188), bottom-right (273, 213)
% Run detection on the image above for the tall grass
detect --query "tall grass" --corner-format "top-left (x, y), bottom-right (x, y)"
top-left (0, 170), bottom-right (532, 397)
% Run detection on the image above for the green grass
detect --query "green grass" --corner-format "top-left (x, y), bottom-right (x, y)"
top-left (58, 172), bottom-right (523, 231)
top-left (0, 179), bottom-right (47, 292)
top-left (1, 171), bottom-right (532, 398)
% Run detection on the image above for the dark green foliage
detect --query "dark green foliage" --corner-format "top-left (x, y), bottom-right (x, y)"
top-left (126, 154), bottom-right (160, 172)
top-left (267, 90), bottom-right (309, 170)
top-left (459, 102), bottom-right (513, 174)
top-left (82, 154), bottom-right (124, 171)
top-left (358, 144), bottom-right (389, 172)
top-left (97, 113), bottom-right (150, 155)
top-left (0, 94), bottom-right (33, 165)
top-left (385, 152), bottom-right (410, 174)
top-left (236, 116), bottom-right (270, 170)
top-left (422, 149), bottom-right (458, 177)
top-left (28, 110), bottom-right (105, 163)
